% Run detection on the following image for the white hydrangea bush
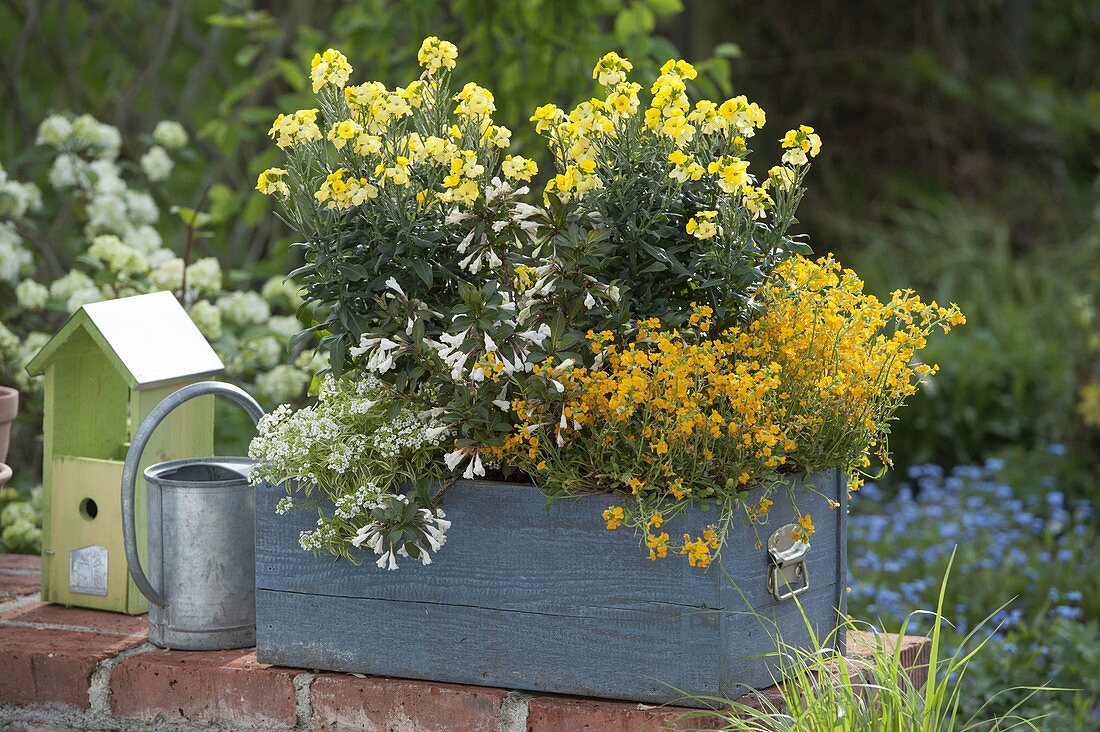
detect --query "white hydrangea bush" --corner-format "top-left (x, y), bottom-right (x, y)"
top-left (0, 112), bottom-right (318, 406)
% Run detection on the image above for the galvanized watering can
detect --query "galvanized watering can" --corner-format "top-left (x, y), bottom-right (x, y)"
top-left (121, 381), bottom-right (264, 650)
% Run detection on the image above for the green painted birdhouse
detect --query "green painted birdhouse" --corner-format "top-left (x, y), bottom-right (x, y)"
top-left (27, 291), bottom-right (223, 614)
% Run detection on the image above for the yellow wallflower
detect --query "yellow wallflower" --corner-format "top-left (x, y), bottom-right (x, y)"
top-left (502, 155), bottom-right (538, 182)
top-left (417, 36), bottom-right (458, 74)
top-left (593, 51), bottom-right (634, 87)
top-left (327, 119), bottom-right (363, 150)
top-left (708, 156), bottom-right (751, 193)
top-left (310, 49), bottom-right (352, 93)
top-left (255, 167), bottom-right (290, 198)
top-left (686, 210), bottom-right (719, 240)
top-left (268, 109), bottom-right (322, 149)
top-left (780, 124), bottom-right (822, 165)
top-left (741, 185), bottom-right (773, 220)
top-left (453, 82), bottom-right (496, 117)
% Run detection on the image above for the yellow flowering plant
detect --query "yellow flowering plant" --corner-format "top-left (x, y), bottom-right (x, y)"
top-left (256, 38), bottom-right (623, 567)
top-left (531, 52), bottom-right (819, 332)
top-left (504, 257), bottom-right (964, 563)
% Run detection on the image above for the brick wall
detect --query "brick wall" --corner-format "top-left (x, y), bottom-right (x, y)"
top-left (0, 555), bottom-right (930, 732)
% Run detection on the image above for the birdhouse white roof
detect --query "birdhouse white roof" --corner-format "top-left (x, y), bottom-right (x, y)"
top-left (27, 291), bottom-right (224, 389)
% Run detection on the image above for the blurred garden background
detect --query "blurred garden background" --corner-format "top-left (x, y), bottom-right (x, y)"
top-left (1, 0), bottom-right (1098, 726)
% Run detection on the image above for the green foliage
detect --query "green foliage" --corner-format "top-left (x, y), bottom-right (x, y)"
top-left (832, 196), bottom-right (1099, 476)
top-left (0, 485), bottom-right (41, 554)
top-left (680, 559), bottom-right (1048, 731)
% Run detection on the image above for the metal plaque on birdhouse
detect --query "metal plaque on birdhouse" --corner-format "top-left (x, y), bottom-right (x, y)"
top-left (69, 544), bottom-right (108, 596)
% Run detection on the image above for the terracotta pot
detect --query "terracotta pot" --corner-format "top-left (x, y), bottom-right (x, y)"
top-left (0, 386), bottom-right (18, 465)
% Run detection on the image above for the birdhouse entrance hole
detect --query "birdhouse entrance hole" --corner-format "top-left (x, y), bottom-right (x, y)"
top-left (79, 498), bottom-right (98, 520)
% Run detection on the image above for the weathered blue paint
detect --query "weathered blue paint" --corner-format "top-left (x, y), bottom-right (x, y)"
top-left (255, 471), bottom-right (847, 706)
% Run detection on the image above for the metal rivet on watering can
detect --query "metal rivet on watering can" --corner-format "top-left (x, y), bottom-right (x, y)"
top-left (121, 381), bottom-right (265, 650)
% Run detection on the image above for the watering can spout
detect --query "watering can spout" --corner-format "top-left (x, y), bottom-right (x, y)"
top-left (120, 381), bottom-right (265, 649)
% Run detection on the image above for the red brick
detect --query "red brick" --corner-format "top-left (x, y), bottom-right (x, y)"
top-left (0, 625), bottom-right (145, 708)
top-left (525, 696), bottom-right (724, 732)
top-left (0, 554), bottom-right (41, 572)
top-left (0, 601), bottom-right (147, 637)
top-left (0, 555), bottom-right (41, 598)
top-left (311, 675), bottom-right (507, 732)
top-left (110, 648), bottom-right (298, 727)
top-left (848, 631), bottom-right (931, 689)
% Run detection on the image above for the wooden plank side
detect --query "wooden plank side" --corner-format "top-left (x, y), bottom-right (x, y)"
top-left (255, 472), bottom-right (842, 616)
top-left (45, 457), bottom-right (128, 611)
top-left (256, 583), bottom-right (841, 705)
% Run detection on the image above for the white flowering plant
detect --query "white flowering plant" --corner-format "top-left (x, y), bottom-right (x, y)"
top-left (249, 375), bottom-right (451, 566)
top-left (0, 113), bottom-right (320, 466)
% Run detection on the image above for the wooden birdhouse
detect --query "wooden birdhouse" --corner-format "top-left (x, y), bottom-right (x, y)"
top-left (26, 291), bottom-right (223, 614)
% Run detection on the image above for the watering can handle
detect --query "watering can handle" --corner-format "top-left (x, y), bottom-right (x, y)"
top-left (120, 381), bottom-right (265, 608)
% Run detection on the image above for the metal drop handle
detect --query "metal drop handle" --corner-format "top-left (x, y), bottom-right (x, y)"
top-left (121, 381), bottom-right (264, 608)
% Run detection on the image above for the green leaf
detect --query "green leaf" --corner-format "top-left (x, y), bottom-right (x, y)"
top-left (275, 59), bottom-right (307, 92)
top-left (411, 258), bottom-right (434, 287)
top-left (170, 206), bottom-right (213, 229)
top-left (645, 0), bottom-right (683, 15)
top-left (714, 42), bottom-right (742, 59)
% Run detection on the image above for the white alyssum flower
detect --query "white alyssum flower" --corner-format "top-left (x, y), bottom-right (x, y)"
top-left (140, 145), bottom-right (173, 181)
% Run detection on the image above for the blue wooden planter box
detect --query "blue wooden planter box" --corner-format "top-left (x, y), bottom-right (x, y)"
top-left (254, 472), bottom-right (847, 705)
